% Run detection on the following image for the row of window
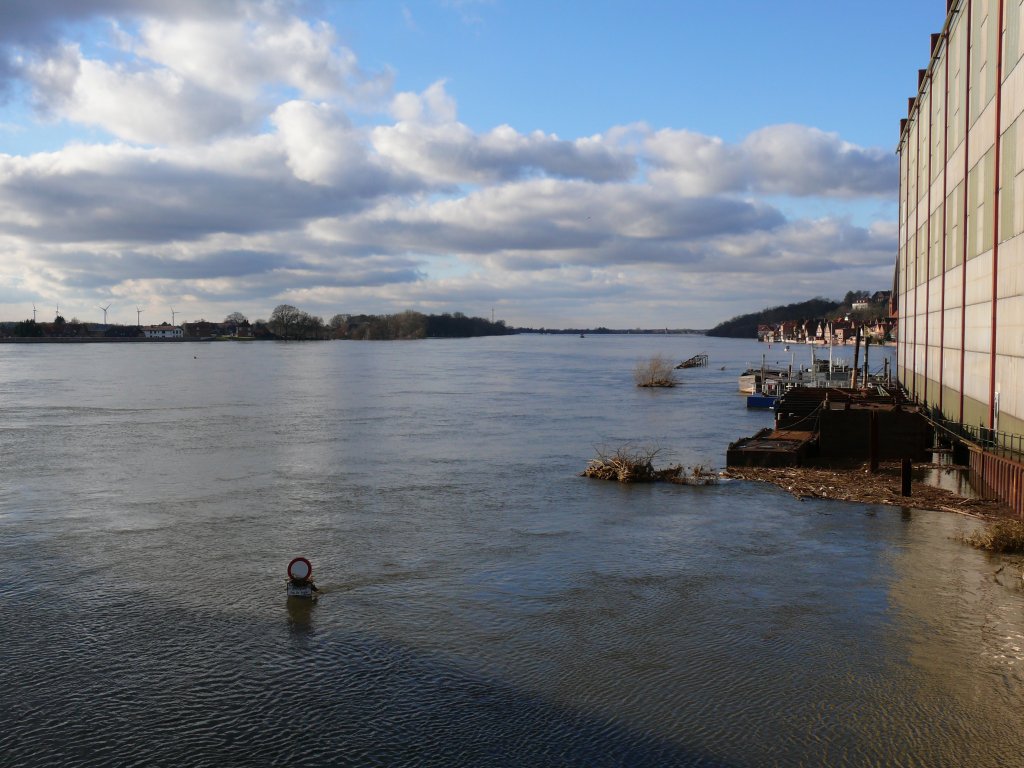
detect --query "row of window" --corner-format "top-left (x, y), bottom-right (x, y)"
top-left (899, 1), bottom-right (1024, 289)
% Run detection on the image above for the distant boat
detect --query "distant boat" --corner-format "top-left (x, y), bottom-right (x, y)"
top-left (738, 368), bottom-right (786, 394)
top-left (746, 393), bottom-right (778, 409)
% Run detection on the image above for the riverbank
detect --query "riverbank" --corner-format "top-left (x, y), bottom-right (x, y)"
top-left (725, 461), bottom-right (1014, 519)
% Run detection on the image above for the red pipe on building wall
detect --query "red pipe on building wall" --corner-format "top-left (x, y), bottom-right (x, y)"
top-left (989, 0), bottom-right (1004, 429)
top-left (939, 33), bottom-right (950, 415)
top-left (959, 0), bottom-right (972, 424)
top-left (924, 67), bottom-right (932, 407)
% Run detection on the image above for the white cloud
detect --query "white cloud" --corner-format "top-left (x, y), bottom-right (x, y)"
top-left (377, 82), bottom-right (635, 184)
top-left (273, 100), bottom-right (373, 187)
top-left (26, 44), bottom-right (252, 144)
top-left (647, 124), bottom-right (896, 198)
top-left (0, 2), bottom-right (899, 328)
top-left (134, 11), bottom-right (379, 102)
top-left (17, 3), bottom-right (391, 145)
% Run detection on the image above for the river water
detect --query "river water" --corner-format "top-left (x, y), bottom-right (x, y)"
top-left (1, 335), bottom-right (1022, 767)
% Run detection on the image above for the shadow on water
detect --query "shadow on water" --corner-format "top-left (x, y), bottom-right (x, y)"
top-left (1, 595), bottom-right (739, 768)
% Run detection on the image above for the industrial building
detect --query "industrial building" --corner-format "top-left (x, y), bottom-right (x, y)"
top-left (897, 0), bottom-right (1024, 512)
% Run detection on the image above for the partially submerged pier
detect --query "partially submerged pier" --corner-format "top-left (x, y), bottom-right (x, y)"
top-left (676, 354), bottom-right (709, 369)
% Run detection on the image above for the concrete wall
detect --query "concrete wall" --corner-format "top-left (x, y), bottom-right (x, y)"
top-left (897, 0), bottom-right (1024, 438)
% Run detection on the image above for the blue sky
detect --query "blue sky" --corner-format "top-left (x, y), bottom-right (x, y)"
top-left (327, 1), bottom-right (936, 147)
top-left (0, 0), bottom-right (941, 328)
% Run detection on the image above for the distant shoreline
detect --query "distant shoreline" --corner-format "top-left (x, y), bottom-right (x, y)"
top-left (1, 330), bottom-right (714, 343)
top-left (0, 337), bottom-right (209, 343)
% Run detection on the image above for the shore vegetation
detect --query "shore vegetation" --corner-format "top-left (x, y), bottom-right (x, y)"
top-left (962, 518), bottom-right (1024, 553)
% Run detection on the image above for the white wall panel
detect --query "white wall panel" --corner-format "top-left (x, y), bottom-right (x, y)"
top-left (963, 350), bottom-right (990, 404)
top-left (968, 98), bottom-right (997, 167)
top-left (998, 234), bottom-right (1024, 296)
top-left (964, 302), bottom-right (993, 353)
top-left (995, 354), bottom-right (1023, 420)
top-left (965, 251), bottom-right (994, 305)
top-left (947, 140), bottom-right (967, 187)
top-left (995, 295), bottom-right (1024, 356)
top-left (942, 346), bottom-right (962, 391)
top-left (944, 267), bottom-right (964, 308)
top-left (1002, 43), bottom-right (1024, 128)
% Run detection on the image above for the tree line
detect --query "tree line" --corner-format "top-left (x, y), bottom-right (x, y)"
top-left (5, 305), bottom-right (513, 341)
top-left (267, 305), bottom-right (512, 340)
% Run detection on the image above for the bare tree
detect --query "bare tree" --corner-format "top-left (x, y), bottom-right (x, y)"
top-left (634, 354), bottom-right (678, 387)
top-left (270, 304), bottom-right (302, 339)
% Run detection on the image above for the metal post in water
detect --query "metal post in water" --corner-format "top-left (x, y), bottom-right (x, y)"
top-left (864, 337), bottom-right (870, 386)
top-left (869, 410), bottom-right (879, 473)
top-left (851, 327), bottom-right (861, 389)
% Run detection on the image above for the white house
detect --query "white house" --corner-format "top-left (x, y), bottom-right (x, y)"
top-left (141, 325), bottom-right (183, 339)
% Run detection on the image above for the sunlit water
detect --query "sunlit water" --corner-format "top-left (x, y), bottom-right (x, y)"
top-left (1, 335), bottom-right (1022, 767)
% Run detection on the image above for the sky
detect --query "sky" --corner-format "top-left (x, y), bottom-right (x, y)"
top-left (0, 0), bottom-right (942, 329)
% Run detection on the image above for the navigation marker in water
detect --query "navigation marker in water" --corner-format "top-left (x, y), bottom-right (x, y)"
top-left (288, 557), bottom-right (312, 581)
top-left (286, 557), bottom-right (317, 598)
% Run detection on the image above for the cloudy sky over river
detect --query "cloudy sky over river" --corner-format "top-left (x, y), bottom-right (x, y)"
top-left (0, 1), bottom-right (937, 328)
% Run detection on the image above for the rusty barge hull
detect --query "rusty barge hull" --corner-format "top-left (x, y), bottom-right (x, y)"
top-left (728, 388), bottom-right (933, 468)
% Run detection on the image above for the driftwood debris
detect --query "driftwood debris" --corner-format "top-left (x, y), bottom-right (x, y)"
top-left (725, 462), bottom-right (1013, 519)
top-left (582, 446), bottom-right (719, 485)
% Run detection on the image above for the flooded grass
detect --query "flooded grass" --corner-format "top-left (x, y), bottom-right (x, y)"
top-left (962, 518), bottom-right (1024, 553)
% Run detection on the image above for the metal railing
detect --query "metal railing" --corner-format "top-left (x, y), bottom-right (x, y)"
top-left (927, 407), bottom-right (1024, 458)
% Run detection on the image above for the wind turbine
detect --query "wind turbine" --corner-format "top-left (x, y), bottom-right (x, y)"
top-left (136, 306), bottom-right (144, 327)
top-left (99, 304), bottom-right (111, 324)
top-left (170, 307), bottom-right (177, 325)
top-left (32, 303), bottom-right (36, 322)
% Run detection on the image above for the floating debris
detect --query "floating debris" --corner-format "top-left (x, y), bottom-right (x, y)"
top-left (582, 446), bottom-right (719, 485)
top-left (726, 462), bottom-right (1013, 518)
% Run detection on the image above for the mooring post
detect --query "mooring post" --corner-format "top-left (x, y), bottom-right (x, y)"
top-left (901, 458), bottom-right (912, 497)
top-left (851, 327), bottom-right (861, 389)
top-left (869, 410), bottom-right (879, 473)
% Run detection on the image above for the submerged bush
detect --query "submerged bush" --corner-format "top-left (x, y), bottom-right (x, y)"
top-left (962, 518), bottom-right (1024, 553)
top-left (582, 446), bottom-right (719, 485)
top-left (634, 355), bottom-right (678, 387)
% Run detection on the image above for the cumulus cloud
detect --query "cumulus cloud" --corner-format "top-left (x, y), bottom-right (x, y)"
top-left (647, 124), bottom-right (896, 198)
top-left (272, 100), bottom-right (411, 191)
top-left (0, 1), bottom-right (234, 46)
top-left (0, 1), bottom-right (899, 327)
top-left (12, 1), bottom-right (390, 144)
top-left (133, 11), bottom-right (389, 103)
top-left (375, 82), bottom-right (636, 184)
top-left (25, 44), bottom-right (252, 143)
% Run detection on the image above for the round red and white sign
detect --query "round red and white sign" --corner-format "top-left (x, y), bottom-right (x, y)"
top-left (287, 557), bottom-right (312, 580)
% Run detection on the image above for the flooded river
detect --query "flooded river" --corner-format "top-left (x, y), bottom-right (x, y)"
top-left (1, 335), bottom-right (1022, 766)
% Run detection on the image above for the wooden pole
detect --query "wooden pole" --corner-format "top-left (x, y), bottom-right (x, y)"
top-left (851, 326), bottom-right (861, 389)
